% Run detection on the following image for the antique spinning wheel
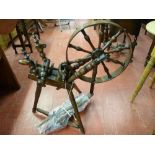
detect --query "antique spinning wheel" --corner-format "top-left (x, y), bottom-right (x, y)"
top-left (19, 20), bottom-right (134, 134)
top-left (66, 20), bottom-right (133, 85)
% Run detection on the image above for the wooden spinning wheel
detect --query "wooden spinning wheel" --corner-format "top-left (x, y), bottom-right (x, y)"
top-left (66, 20), bottom-right (133, 85)
top-left (19, 20), bottom-right (134, 134)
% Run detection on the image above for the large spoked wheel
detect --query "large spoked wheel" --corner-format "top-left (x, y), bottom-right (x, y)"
top-left (66, 20), bottom-right (133, 83)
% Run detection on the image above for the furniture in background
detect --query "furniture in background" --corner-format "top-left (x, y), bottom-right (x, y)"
top-left (94, 19), bottom-right (143, 61)
top-left (0, 47), bottom-right (20, 90)
top-left (112, 19), bottom-right (155, 63)
top-left (140, 19), bottom-right (154, 66)
top-left (0, 19), bottom-right (42, 54)
top-left (0, 20), bottom-right (20, 90)
top-left (131, 21), bottom-right (155, 102)
top-left (111, 19), bottom-right (142, 60)
top-left (55, 19), bottom-right (71, 32)
top-left (9, 19), bottom-right (41, 54)
top-left (0, 19), bottom-right (33, 54)
top-left (0, 20), bottom-right (17, 50)
top-left (0, 29), bottom-right (16, 50)
top-left (112, 19), bottom-right (142, 39)
top-left (9, 19), bottom-right (33, 54)
top-left (35, 19), bottom-right (47, 33)
top-left (144, 33), bottom-right (155, 66)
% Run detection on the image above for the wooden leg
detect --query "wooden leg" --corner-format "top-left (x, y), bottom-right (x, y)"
top-left (145, 37), bottom-right (155, 66)
top-left (90, 65), bottom-right (98, 95)
top-left (32, 83), bottom-right (42, 113)
top-left (9, 33), bottom-right (18, 54)
top-left (67, 89), bottom-right (85, 134)
top-left (73, 83), bottom-right (82, 94)
top-left (130, 54), bottom-right (155, 103)
top-left (21, 20), bottom-right (33, 53)
top-left (130, 37), bottom-right (137, 62)
top-left (16, 24), bottom-right (26, 51)
top-left (33, 20), bottom-right (41, 38)
top-left (150, 72), bottom-right (155, 88)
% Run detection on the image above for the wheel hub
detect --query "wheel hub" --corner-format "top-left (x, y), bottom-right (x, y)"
top-left (92, 48), bottom-right (109, 60)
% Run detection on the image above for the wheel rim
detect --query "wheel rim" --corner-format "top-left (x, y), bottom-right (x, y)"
top-left (66, 20), bottom-right (133, 83)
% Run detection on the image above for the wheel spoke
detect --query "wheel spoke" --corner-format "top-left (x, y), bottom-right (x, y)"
top-left (108, 57), bottom-right (124, 66)
top-left (70, 55), bottom-right (92, 70)
top-left (101, 61), bottom-right (112, 79)
top-left (123, 32), bottom-right (126, 44)
top-left (101, 30), bottom-right (123, 51)
top-left (81, 29), bottom-right (95, 50)
top-left (68, 43), bottom-right (91, 54)
top-left (98, 25), bottom-right (104, 48)
top-left (108, 44), bottom-right (130, 54)
top-left (66, 20), bottom-right (132, 84)
top-left (90, 65), bottom-right (98, 95)
top-left (69, 54), bottom-right (92, 64)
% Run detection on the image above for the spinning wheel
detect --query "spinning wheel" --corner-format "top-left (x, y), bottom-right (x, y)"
top-left (19, 20), bottom-right (134, 134)
top-left (66, 20), bottom-right (133, 85)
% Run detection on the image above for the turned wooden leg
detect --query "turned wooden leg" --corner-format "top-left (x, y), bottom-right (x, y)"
top-left (150, 72), bottom-right (155, 88)
top-left (9, 33), bottom-right (18, 54)
top-left (90, 65), bottom-right (98, 95)
top-left (67, 89), bottom-right (85, 134)
top-left (131, 47), bottom-right (155, 103)
top-left (145, 37), bottom-right (155, 66)
top-left (16, 24), bottom-right (26, 50)
top-left (32, 83), bottom-right (42, 113)
top-left (21, 20), bottom-right (33, 53)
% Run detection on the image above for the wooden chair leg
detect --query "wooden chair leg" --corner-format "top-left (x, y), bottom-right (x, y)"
top-left (152, 129), bottom-right (155, 135)
top-left (131, 47), bottom-right (155, 103)
top-left (9, 33), bottom-right (18, 54)
top-left (150, 72), bottom-right (155, 88)
top-left (145, 37), bottom-right (155, 66)
top-left (67, 89), bottom-right (85, 134)
top-left (32, 83), bottom-right (42, 113)
top-left (16, 24), bottom-right (26, 50)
